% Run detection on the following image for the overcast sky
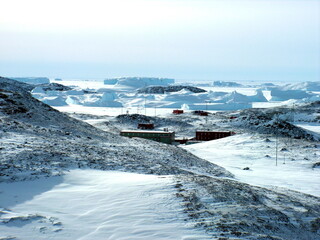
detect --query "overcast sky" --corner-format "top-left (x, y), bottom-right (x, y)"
top-left (0, 0), bottom-right (319, 82)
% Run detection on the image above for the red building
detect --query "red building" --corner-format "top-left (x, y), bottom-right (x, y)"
top-left (193, 110), bottom-right (208, 116)
top-left (173, 110), bottom-right (184, 114)
top-left (195, 131), bottom-right (234, 141)
top-left (138, 123), bottom-right (154, 130)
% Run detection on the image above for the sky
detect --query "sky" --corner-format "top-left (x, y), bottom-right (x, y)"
top-left (0, 0), bottom-right (319, 82)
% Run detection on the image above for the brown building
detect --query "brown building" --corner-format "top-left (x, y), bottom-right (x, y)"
top-left (195, 131), bottom-right (234, 141)
top-left (138, 123), bottom-right (154, 130)
top-left (173, 110), bottom-right (184, 114)
top-left (120, 130), bottom-right (175, 144)
top-left (193, 110), bottom-right (208, 116)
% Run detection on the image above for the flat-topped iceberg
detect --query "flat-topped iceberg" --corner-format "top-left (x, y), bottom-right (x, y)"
top-left (104, 77), bottom-right (175, 88)
top-left (269, 88), bottom-right (313, 101)
top-left (281, 81), bottom-right (320, 91)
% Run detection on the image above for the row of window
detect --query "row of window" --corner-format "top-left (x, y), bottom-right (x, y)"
top-left (122, 132), bottom-right (173, 138)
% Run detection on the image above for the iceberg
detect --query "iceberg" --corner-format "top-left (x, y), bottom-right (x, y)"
top-left (12, 77), bottom-right (50, 84)
top-left (269, 88), bottom-right (313, 101)
top-left (105, 77), bottom-right (175, 88)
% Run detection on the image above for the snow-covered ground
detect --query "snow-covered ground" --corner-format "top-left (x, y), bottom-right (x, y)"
top-left (184, 133), bottom-right (320, 197)
top-left (1, 77), bottom-right (320, 239)
top-left (0, 170), bottom-right (210, 240)
top-left (296, 123), bottom-right (320, 134)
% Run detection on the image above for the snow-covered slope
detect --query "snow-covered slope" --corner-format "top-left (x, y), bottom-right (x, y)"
top-left (0, 170), bottom-right (211, 240)
top-left (185, 133), bottom-right (320, 196)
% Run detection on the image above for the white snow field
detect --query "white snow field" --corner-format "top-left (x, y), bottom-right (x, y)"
top-left (184, 133), bottom-right (320, 197)
top-left (0, 170), bottom-right (210, 240)
top-left (296, 123), bottom-right (320, 134)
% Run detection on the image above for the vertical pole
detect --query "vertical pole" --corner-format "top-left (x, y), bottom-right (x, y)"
top-left (292, 103), bottom-right (295, 123)
top-left (276, 134), bottom-right (278, 166)
top-left (205, 101), bottom-right (208, 125)
top-left (275, 114), bottom-right (278, 166)
top-left (144, 97), bottom-right (146, 116)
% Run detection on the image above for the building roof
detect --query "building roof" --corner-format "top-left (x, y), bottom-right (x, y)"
top-left (121, 130), bottom-right (175, 134)
top-left (196, 130), bottom-right (231, 133)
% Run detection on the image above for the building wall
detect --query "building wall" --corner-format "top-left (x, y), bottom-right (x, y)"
top-left (120, 131), bottom-right (175, 144)
top-left (195, 131), bottom-right (232, 141)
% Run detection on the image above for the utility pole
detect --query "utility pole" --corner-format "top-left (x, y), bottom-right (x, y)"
top-left (205, 100), bottom-right (210, 125)
top-left (276, 133), bottom-right (278, 166)
top-left (275, 114), bottom-right (279, 166)
top-left (206, 102), bottom-right (208, 124)
top-left (144, 97), bottom-right (147, 116)
top-left (292, 103), bottom-right (295, 123)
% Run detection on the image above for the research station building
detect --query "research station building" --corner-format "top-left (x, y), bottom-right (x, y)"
top-left (120, 130), bottom-right (175, 144)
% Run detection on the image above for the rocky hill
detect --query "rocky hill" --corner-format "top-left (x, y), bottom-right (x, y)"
top-left (137, 85), bottom-right (206, 94)
top-left (225, 105), bottom-right (320, 141)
